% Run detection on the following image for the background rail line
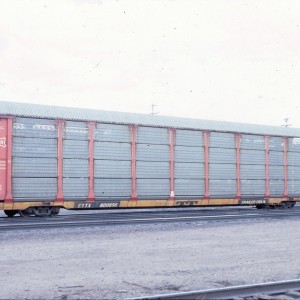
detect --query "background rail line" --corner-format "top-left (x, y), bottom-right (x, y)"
top-left (1, 207), bottom-right (300, 231)
top-left (127, 279), bottom-right (300, 300)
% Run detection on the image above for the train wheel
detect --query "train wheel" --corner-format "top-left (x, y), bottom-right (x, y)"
top-left (33, 207), bottom-right (52, 217)
top-left (19, 209), bottom-right (32, 217)
top-left (4, 210), bottom-right (18, 218)
top-left (50, 207), bottom-right (60, 216)
top-left (285, 202), bottom-right (295, 208)
top-left (279, 201), bottom-right (295, 209)
top-left (18, 207), bottom-right (59, 217)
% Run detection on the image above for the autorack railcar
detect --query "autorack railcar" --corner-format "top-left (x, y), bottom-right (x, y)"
top-left (0, 101), bottom-right (300, 217)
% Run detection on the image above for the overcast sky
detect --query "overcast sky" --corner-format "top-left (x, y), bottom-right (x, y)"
top-left (0, 0), bottom-right (300, 127)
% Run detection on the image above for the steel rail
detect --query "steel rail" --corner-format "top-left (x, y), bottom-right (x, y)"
top-left (0, 208), bottom-right (300, 231)
top-left (127, 279), bottom-right (300, 300)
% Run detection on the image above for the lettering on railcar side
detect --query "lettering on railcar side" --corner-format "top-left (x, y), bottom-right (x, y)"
top-left (0, 161), bottom-right (6, 170)
top-left (99, 202), bottom-right (119, 208)
top-left (103, 129), bottom-right (112, 135)
top-left (0, 137), bottom-right (6, 147)
top-left (77, 203), bottom-right (92, 208)
top-left (13, 123), bottom-right (25, 130)
top-left (65, 126), bottom-right (88, 134)
top-left (33, 124), bottom-right (56, 131)
top-left (293, 138), bottom-right (300, 145)
top-left (74, 201), bottom-right (120, 209)
top-left (240, 200), bottom-right (267, 205)
top-left (175, 201), bottom-right (198, 206)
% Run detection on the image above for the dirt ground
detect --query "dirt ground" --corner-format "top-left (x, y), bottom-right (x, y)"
top-left (1, 217), bottom-right (300, 299)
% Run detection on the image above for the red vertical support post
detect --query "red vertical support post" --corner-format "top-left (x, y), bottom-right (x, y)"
top-left (265, 136), bottom-right (270, 198)
top-left (56, 120), bottom-right (64, 202)
top-left (169, 128), bottom-right (175, 200)
top-left (283, 137), bottom-right (288, 197)
top-left (0, 119), bottom-right (8, 201)
top-left (131, 125), bottom-right (137, 200)
top-left (204, 131), bottom-right (210, 199)
top-left (235, 133), bottom-right (241, 199)
top-left (5, 118), bottom-right (13, 202)
top-left (87, 122), bottom-right (95, 201)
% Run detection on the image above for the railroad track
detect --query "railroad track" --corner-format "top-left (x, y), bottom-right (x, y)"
top-left (0, 206), bottom-right (300, 231)
top-left (128, 279), bottom-right (300, 300)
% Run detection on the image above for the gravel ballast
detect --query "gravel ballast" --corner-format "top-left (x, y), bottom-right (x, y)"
top-left (1, 217), bottom-right (300, 299)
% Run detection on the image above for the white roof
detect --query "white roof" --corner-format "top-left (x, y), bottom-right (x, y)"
top-left (0, 101), bottom-right (300, 137)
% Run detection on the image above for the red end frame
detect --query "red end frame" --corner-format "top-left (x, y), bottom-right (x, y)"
top-left (0, 119), bottom-right (7, 201)
top-left (204, 131), bottom-right (209, 199)
top-left (131, 125), bottom-right (137, 200)
top-left (56, 120), bottom-right (64, 202)
top-left (169, 128), bottom-right (175, 200)
top-left (283, 137), bottom-right (288, 197)
top-left (87, 122), bottom-right (95, 201)
top-left (5, 118), bottom-right (13, 202)
top-left (265, 136), bottom-right (270, 198)
top-left (235, 133), bottom-right (241, 199)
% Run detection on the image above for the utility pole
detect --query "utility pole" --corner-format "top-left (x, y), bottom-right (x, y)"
top-left (151, 104), bottom-right (159, 115)
top-left (281, 118), bottom-right (292, 127)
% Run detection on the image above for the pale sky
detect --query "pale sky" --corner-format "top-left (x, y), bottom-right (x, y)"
top-left (0, 0), bottom-right (300, 127)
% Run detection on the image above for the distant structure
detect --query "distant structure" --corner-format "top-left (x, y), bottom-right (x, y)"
top-left (281, 118), bottom-right (292, 127)
top-left (151, 104), bottom-right (159, 115)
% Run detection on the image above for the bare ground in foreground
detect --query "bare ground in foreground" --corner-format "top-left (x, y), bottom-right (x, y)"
top-left (1, 217), bottom-right (300, 299)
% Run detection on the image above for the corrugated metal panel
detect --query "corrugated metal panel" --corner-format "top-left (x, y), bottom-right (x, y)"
top-left (13, 137), bottom-right (57, 158)
top-left (269, 151), bottom-right (284, 165)
top-left (3, 101), bottom-right (300, 137)
top-left (94, 160), bottom-right (131, 178)
top-left (136, 144), bottom-right (169, 162)
top-left (63, 140), bottom-right (89, 159)
top-left (240, 164), bottom-right (265, 179)
top-left (209, 180), bottom-right (236, 196)
top-left (95, 124), bottom-right (130, 142)
top-left (209, 164), bottom-right (236, 180)
top-left (288, 180), bottom-right (300, 195)
top-left (288, 152), bottom-right (300, 166)
top-left (13, 117), bottom-right (57, 138)
top-left (63, 177), bottom-right (89, 199)
top-left (63, 159), bottom-right (89, 177)
top-left (209, 132), bottom-right (235, 149)
top-left (175, 179), bottom-right (204, 196)
top-left (175, 146), bottom-right (204, 162)
top-left (94, 142), bottom-right (131, 160)
top-left (209, 148), bottom-right (236, 164)
top-left (269, 137), bottom-right (283, 151)
top-left (240, 150), bottom-right (265, 164)
top-left (137, 127), bottom-right (169, 145)
top-left (13, 178), bottom-right (57, 200)
top-left (136, 161), bottom-right (169, 178)
top-left (241, 135), bottom-right (265, 150)
top-left (175, 162), bottom-right (204, 179)
top-left (288, 166), bottom-right (300, 179)
top-left (288, 138), bottom-right (300, 152)
top-left (175, 130), bottom-right (203, 146)
top-left (12, 157), bottom-right (57, 177)
top-left (269, 165), bottom-right (284, 179)
top-left (270, 180), bottom-right (284, 195)
top-left (137, 179), bottom-right (169, 197)
top-left (95, 179), bottom-right (131, 198)
top-left (241, 180), bottom-right (265, 195)
top-left (63, 121), bottom-right (88, 140)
